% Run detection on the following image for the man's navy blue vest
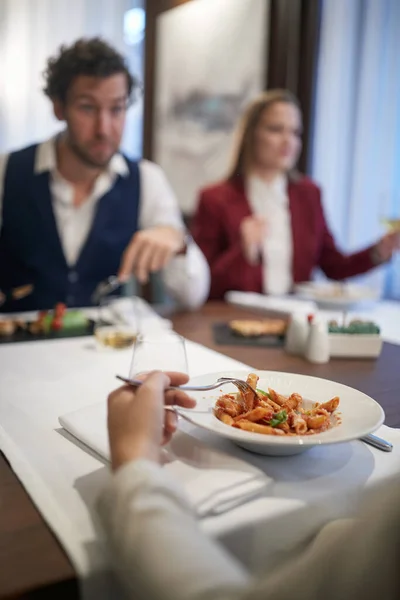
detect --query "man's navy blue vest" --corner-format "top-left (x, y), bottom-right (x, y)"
top-left (0, 144), bottom-right (140, 312)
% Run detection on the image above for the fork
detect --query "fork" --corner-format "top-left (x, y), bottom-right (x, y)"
top-left (92, 276), bottom-right (122, 304)
top-left (116, 374), bottom-right (256, 396)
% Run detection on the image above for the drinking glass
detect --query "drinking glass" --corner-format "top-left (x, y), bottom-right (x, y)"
top-left (129, 331), bottom-right (189, 377)
top-left (379, 192), bottom-right (400, 233)
top-left (94, 296), bottom-right (137, 350)
top-left (380, 215), bottom-right (400, 233)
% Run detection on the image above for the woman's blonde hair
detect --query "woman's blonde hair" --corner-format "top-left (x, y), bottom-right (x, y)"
top-left (227, 89), bottom-right (301, 181)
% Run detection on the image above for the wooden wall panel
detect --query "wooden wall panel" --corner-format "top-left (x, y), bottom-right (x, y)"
top-left (143, 0), bottom-right (192, 159)
top-left (267, 0), bottom-right (321, 172)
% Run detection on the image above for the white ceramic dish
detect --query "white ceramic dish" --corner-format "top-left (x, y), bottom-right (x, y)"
top-left (225, 291), bottom-right (316, 317)
top-left (177, 370), bottom-right (384, 456)
top-left (294, 282), bottom-right (379, 311)
top-left (329, 333), bottom-right (383, 358)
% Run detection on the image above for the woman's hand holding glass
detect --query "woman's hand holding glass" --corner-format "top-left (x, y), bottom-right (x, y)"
top-left (373, 231), bottom-right (400, 264)
top-left (107, 372), bottom-right (196, 470)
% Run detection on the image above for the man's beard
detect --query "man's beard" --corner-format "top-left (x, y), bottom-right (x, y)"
top-left (67, 136), bottom-right (115, 169)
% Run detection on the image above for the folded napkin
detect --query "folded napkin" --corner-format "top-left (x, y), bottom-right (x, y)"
top-left (58, 403), bottom-right (268, 518)
top-left (225, 291), bottom-right (316, 316)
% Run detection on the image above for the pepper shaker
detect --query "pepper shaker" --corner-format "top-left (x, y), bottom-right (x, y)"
top-left (305, 317), bottom-right (330, 364)
top-left (285, 312), bottom-right (309, 356)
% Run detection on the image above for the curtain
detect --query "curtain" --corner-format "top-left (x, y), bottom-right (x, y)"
top-left (0, 0), bottom-right (144, 158)
top-left (311, 0), bottom-right (400, 298)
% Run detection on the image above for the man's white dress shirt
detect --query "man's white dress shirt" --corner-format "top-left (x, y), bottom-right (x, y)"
top-left (247, 174), bottom-right (293, 295)
top-left (0, 137), bottom-right (210, 309)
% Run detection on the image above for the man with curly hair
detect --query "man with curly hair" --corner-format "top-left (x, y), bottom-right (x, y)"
top-left (0, 38), bottom-right (209, 311)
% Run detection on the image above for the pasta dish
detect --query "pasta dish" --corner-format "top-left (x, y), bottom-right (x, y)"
top-left (214, 373), bottom-right (340, 436)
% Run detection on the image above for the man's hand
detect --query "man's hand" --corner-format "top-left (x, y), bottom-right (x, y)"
top-left (107, 371), bottom-right (196, 470)
top-left (373, 231), bottom-right (400, 263)
top-left (118, 227), bottom-right (185, 284)
top-left (240, 216), bottom-right (266, 265)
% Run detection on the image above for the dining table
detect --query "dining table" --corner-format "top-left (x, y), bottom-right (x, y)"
top-left (1, 300), bottom-right (400, 599)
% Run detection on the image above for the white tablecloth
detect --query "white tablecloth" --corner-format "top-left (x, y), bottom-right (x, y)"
top-left (1, 318), bottom-right (400, 598)
top-left (0, 335), bottom-right (249, 598)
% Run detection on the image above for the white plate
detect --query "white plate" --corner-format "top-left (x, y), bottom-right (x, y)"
top-left (177, 370), bottom-right (384, 456)
top-left (225, 291), bottom-right (316, 317)
top-left (294, 282), bottom-right (379, 311)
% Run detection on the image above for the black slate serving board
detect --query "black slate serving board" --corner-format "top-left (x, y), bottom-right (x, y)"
top-left (212, 322), bottom-right (285, 348)
top-left (0, 321), bottom-right (95, 344)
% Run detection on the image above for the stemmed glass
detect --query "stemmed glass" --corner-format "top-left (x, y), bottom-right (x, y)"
top-left (380, 216), bottom-right (400, 233)
top-left (379, 192), bottom-right (400, 233)
top-left (129, 331), bottom-right (189, 377)
top-left (94, 296), bottom-right (137, 350)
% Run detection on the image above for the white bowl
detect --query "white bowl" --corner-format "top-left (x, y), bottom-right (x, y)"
top-left (177, 370), bottom-right (384, 456)
top-left (294, 282), bottom-right (379, 311)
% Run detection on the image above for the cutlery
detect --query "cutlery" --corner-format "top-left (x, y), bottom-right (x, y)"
top-left (116, 375), bottom-right (255, 422)
top-left (92, 276), bottom-right (122, 304)
top-left (360, 433), bottom-right (393, 452)
top-left (116, 375), bottom-right (256, 395)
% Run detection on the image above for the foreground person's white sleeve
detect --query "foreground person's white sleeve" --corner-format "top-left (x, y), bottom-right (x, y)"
top-left (240, 475), bottom-right (400, 600)
top-left (138, 160), bottom-right (210, 309)
top-left (97, 459), bottom-right (249, 600)
top-left (98, 459), bottom-right (400, 600)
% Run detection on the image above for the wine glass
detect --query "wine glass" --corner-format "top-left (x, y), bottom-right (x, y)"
top-left (381, 216), bottom-right (400, 233)
top-left (129, 331), bottom-right (189, 377)
top-left (94, 296), bottom-right (137, 351)
top-left (379, 192), bottom-right (400, 233)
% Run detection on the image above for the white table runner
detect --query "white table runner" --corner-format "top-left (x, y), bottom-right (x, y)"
top-left (1, 321), bottom-right (400, 598)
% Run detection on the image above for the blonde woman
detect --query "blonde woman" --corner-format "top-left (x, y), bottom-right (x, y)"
top-left (191, 89), bottom-right (399, 299)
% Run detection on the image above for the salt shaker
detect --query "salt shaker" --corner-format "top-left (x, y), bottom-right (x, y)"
top-left (305, 317), bottom-right (330, 364)
top-left (285, 312), bottom-right (309, 355)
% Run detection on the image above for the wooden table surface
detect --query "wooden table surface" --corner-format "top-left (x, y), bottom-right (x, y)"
top-left (1, 301), bottom-right (400, 599)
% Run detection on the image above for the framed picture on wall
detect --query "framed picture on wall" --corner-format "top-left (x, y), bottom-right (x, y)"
top-left (153, 0), bottom-right (270, 216)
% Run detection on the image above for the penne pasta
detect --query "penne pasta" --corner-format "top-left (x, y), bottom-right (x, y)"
top-left (234, 420), bottom-right (285, 435)
top-left (242, 372), bottom-right (259, 411)
top-left (276, 421), bottom-right (290, 433)
top-left (215, 395), bottom-right (242, 417)
top-left (234, 406), bottom-right (273, 423)
top-left (283, 393), bottom-right (302, 411)
top-left (289, 413), bottom-right (308, 435)
top-left (268, 388), bottom-right (287, 406)
top-left (214, 409), bottom-right (234, 426)
top-left (258, 397), bottom-right (282, 412)
top-left (214, 373), bottom-right (341, 437)
top-left (320, 396), bottom-right (340, 413)
top-left (246, 372), bottom-right (259, 390)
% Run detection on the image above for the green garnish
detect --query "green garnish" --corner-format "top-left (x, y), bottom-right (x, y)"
top-left (268, 410), bottom-right (288, 427)
top-left (257, 388), bottom-right (271, 399)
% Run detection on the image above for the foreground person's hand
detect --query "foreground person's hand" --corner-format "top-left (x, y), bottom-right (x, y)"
top-left (107, 371), bottom-right (196, 470)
